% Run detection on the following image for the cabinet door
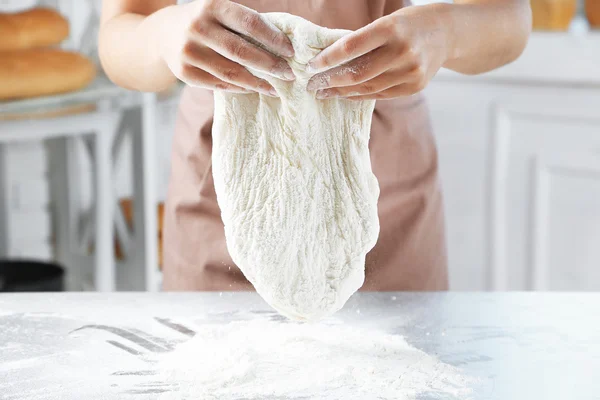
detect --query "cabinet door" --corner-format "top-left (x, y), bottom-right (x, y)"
top-left (488, 92), bottom-right (600, 291)
top-left (426, 81), bottom-right (600, 291)
top-left (424, 82), bottom-right (492, 290)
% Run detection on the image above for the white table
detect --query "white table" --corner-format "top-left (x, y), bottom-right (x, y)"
top-left (0, 292), bottom-right (599, 399)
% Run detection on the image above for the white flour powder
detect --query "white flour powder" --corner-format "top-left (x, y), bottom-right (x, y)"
top-left (157, 320), bottom-right (472, 400)
top-left (212, 13), bottom-right (380, 321)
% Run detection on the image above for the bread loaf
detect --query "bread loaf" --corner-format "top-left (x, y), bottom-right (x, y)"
top-left (0, 49), bottom-right (96, 101)
top-left (0, 8), bottom-right (69, 51)
top-left (531, 0), bottom-right (577, 31)
top-left (586, 0), bottom-right (600, 27)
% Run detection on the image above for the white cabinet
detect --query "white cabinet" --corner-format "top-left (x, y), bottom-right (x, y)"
top-left (427, 33), bottom-right (600, 291)
top-left (0, 143), bottom-right (52, 260)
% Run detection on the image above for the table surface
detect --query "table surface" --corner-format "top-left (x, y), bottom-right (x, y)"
top-left (0, 292), bottom-right (599, 400)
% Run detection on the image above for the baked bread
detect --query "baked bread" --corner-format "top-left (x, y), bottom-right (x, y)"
top-left (0, 8), bottom-right (70, 51)
top-left (0, 49), bottom-right (96, 101)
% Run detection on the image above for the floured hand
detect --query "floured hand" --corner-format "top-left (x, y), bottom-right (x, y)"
top-left (157, 0), bottom-right (296, 95)
top-left (305, 4), bottom-right (451, 100)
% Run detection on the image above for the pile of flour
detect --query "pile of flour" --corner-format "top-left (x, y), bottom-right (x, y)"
top-left (212, 12), bottom-right (380, 321)
top-left (157, 319), bottom-right (472, 400)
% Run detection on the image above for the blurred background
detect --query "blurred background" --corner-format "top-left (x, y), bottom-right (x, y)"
top-left (0, 0), bottom-right (598, 293)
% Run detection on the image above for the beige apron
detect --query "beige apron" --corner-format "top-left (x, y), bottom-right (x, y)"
top-left (162, 0), bottom-right (449, 291)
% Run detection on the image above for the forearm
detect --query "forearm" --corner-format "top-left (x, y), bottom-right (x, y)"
top-left (438, 0), bottom-right (532, 74)
top-left (99, 6), bottom-right (177, 92)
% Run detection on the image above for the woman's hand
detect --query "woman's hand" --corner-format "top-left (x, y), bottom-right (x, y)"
top-left (306, 5), bottom-right (450, 101)
top-left (158, 0), bottom-right (295, 95)
top-left (306, 0), bottom-right (531, 101)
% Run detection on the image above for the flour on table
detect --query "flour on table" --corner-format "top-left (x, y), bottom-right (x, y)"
top-left (157, 319), bottom-right (473, 400)
top-left (212, 12), bottom-right (380, 321)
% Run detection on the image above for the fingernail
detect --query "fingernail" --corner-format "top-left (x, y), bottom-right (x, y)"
top-left (283, 45), bottom-right (295, 58)
top-left (306, 62), bottom-right (317, 74)
top-left (269, 88), bottom-right (279, 97)
top-left (262, 90), bottom-right (278, 97)
top-left (307, 75), bottom-right (328, 92)
top-left (257, 87), bottom-right (275, 97)
top-left (282, 68), bottom-right (295, 81)
top-left (316, 89), bottom-right (330, 99)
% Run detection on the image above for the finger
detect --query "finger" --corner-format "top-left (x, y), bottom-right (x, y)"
top-left (199, 25), bottom-right (295, 80)
top-left (315, 73), bottom-right (395, 99)
top-left (216, 2), bottom-right (294, 57)
top-left (307, 23), bottom-right (387, 72)
top-left (314, 65), bottom-right (421, 98)
top-left (345, 83), bottom-right (424, 101)
top-left (307, 47), bottom-right (392, 91)
top-left (179, 64), bottom-right (256, 94)
top-left (182, 42), bottom-right (277, 96)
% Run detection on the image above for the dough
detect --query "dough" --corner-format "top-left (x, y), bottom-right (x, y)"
top-left (212, 13), bottom-right (379, 321)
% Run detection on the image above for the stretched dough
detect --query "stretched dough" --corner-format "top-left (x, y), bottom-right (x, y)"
top-left (212, 13), bottom-right (379, 320)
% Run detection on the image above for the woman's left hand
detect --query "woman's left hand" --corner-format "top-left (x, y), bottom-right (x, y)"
top-left (306, 5), bottom-right (452, 101)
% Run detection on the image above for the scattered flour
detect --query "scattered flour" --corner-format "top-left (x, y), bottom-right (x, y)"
top-left (157, 319), bottom-right (472, 400)
top-left (212, 12), bottom-right (380, 321)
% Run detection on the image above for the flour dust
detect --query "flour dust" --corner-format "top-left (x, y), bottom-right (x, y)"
top-left (157, 319), bottom-right (473, 400)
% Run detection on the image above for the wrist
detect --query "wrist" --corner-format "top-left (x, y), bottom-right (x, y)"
top-left (430, 2), bottom-right (482, 68)
top-left (140, 5), bottom-right (181, 89)
top-left (395, 3), bottom-right (458, 66)
top-left (424, 2), bottom-right (459, 66)
top-left (142, 5), bottom-right (179, 63)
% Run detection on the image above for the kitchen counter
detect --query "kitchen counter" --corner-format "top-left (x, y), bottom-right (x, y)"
top-left (436, 31), bottom-right (600, 86)
top-left (1, 292), bottom-right (599, 399)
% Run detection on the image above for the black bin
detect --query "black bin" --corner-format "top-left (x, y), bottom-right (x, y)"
top-left (0, 260), bottom-right (65, 292)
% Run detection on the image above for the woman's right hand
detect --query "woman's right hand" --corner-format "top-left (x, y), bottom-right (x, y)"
top-left (158, 0), bottom-right (295, 96)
